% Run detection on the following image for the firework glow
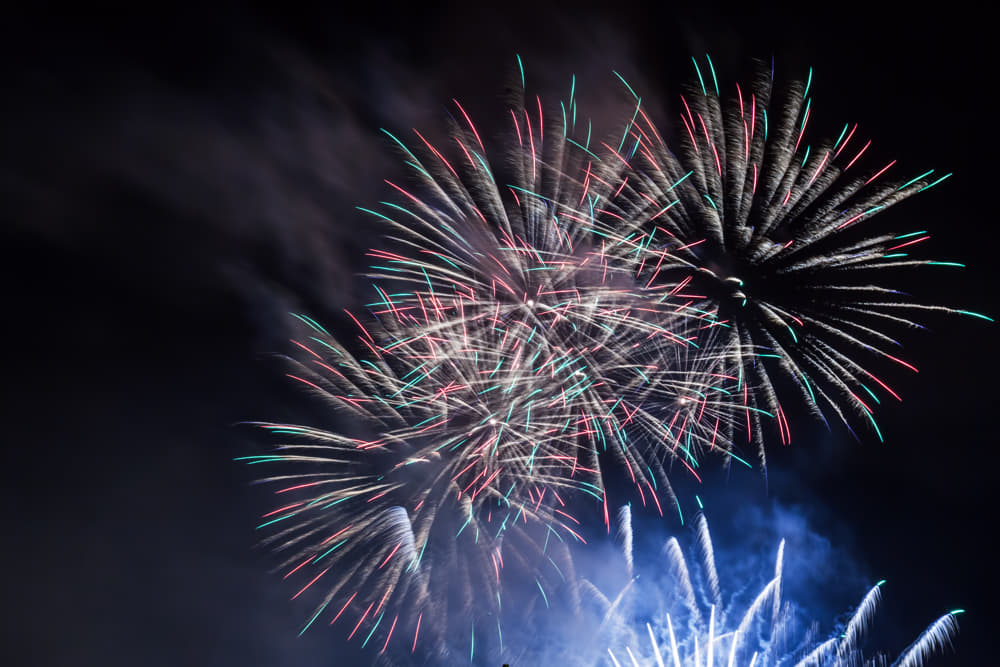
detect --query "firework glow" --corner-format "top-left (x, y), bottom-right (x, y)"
top-left (614, 57), bottom-right (991, 450)
top-left (238, 69), bottom-right (744, 659)
top-left (239, 56), bottom-right (979, 662)
top-left (581, 509), bottom-right (961, 667)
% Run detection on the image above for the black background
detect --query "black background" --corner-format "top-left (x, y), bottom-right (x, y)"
top-left (2, 4), bottom-right (995, 665)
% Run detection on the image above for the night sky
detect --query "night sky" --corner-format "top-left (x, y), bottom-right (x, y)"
top-left (2, 5), bottom-right (996, 666)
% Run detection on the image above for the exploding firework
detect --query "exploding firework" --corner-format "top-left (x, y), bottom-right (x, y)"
top-left (239, 315), bottom-right (580, 659)
top-left (240, 67), bottom-right (748, 660)
top-left (608, 57), bottom-right (990, 452)
top-left (240, 56), bottom-right (980, 662)
top-left (557, 509), bottom-right (962, 666)
top-left (359, 66), bottom-right (752, 500)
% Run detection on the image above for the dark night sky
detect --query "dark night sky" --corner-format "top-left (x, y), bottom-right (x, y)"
top-left (2, 4), bottom-right (996, 666)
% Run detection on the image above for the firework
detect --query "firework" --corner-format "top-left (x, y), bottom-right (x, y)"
top-left (608, 57), bottom-right (990, 451)
top-left (354, 66), bottom-right (753, 518)
top-left (240, 56), bottom-right (980, 661)
top-left (239, 315), bottom-right (579, 658)
top-left (564, 509), bottom-right (962, 666)
top-left (240, 67), bottom-right (745, 659)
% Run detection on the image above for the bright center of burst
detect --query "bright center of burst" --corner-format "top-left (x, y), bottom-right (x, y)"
top-left (526, 299), bottom-right (535, 308)
top-left (489, 418), bottom-right (498, 426)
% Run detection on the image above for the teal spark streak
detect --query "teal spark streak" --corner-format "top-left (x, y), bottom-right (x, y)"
top-left (803, 66), bottom-right (813, 99)
top-left (507, 183), bottom-right (552, 202)
top-left (456, 505), bottom-right (473, 537)
top-left (362, 612), bottom-right (384, 648)
top-left (897, 170), bottom-right (935, 191)
top-left (957, 310), bottom-right (994, 322)
top-left (692, 57), bottom-right (706, 95)
top-left (379, 128), bottom-right (420, 162)
top-left (309, 337), bottom-right (343, 356)
top-left (412, 414), bottom-right (442, 428)
top-left (894, 230), bottom-right (927, 240)
top-left (495, 515), bottom-right (509, 539)
top-left (291, 313), bottom-right (330, 336)
top-left (314, 539), bottom-right (348, 564)
top-left (368, 264), bottom-right (406, 273)
top-left (355, 207), bottom-right (395, 224)
top-left (305, 492), bottom-right (338, 508)
top-left (666, 171), bottom-right (695, 192)
top-left (473, 152), bottom-right (494, 181)
top-left (515, 54), bottom-right (525, 90)
top-left (298, 599), bottom-right (330, 636)
top-left (536, 579), bottom-right (549, 608)
top-left (442, 437), bottom-right (468, 453)
top-left (321, 496), bottom-right (351, 510)
top-left (833, 123), bottom-right (849, 150)
top-left (613, 71), bottom-right (639, 101)
top-left (618, 99), bottom-right (642, 153)
top-left (256, 513), bottom-right (296, 530)
top-left (862, 406), bottom-right (884, 442)
top-left (402, 160), bottom-right (432, 178)
top-left (728, 452), bottom-right (753, 469)
top-left (801, 373), bottom-right (816, 403)
top-left (566, 138), bottom-right (600, 160)
top-left (917, 173), bottom-right (953, 192)
top-left (705, 54), bottom-right (720, 94)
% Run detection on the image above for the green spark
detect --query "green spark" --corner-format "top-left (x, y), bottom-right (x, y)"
top-left (692, 57), bottom-right (706, 95)
top-left (613, 70), bottom-right (639, 101)
top-left (705, 54), bottom-right (720, 95)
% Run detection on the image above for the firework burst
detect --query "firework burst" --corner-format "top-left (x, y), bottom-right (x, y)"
top-left (608, 57), bottom-right (990, 451)
top-left (355, 67), bottom-right (753, 519)
top-left (240, 68), bottom-right (746, 659)
top-left (568, 509), bottom-right (961, 666)
top-left (240, 56), bottom-right (981, 662)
